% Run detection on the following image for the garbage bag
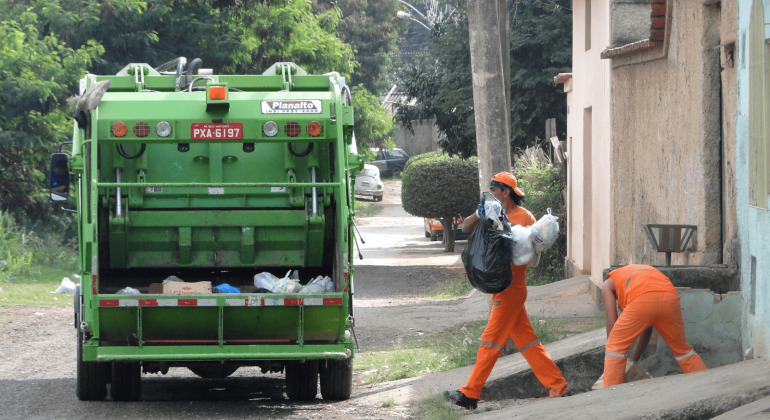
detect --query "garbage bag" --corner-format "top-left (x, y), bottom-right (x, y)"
top-left (532, 208), bottom-right (560, 253)
top-left (53, 277), bottom-right (77, 294)
top-left (479, 192), bottom-right (505, 229)
top-left (274, 270), bottom-right (300, 293)
top-left (214, 283), bottom-right (240, 293)
top-left (510, 224), bottom-right (535, 266)
top-left (298, 276), bottom-right (333, 294)
top-left (254, 272), bottom-right (279, 291)
top-left (115, 287), bottom-right (141, 295)
top-left (461, 215), bottom-right (513, 294)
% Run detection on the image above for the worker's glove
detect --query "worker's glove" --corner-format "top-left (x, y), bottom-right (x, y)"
top-left (476, 203), bottom-right (484, 219)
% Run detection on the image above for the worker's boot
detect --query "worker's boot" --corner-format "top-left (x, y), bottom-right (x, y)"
top-left (443, 390), bottom-right (478, 410)
top-left (549, 384), bottom-right (568, 398)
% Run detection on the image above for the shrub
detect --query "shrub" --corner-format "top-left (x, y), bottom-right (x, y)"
top-left (401, 152), bottom-right (480, 251)
top-left (515, 151), bottom-right (566, 284)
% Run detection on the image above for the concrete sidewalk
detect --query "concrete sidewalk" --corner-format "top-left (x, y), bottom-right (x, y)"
top-left (471, 357), bottom-right (770, 419)
top-left (352, 276), bottom-right (770, 418)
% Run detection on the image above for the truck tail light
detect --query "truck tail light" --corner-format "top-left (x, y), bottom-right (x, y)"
top-left (285, 121), bottom-right (300, 137)
top-left (263, 121), bottom-right (279, 137)
top-left (307, 121), bottom-right (322, 137)
top-left (209, 86), bottom-right (226, 100)
top-left (111, 121), bottom-right (128, 137)
top-left (133, 121), bottom-right (150, 137)
top-left (155, 121), bottom-right (172, 137)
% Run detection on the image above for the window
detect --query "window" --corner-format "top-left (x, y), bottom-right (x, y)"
top-left (748, 0), bottom-right (769, 208)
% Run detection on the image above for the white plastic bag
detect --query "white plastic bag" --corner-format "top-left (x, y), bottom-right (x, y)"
top-left (483, 199), bottom-right (504, 229)
top-left (53, 277), bottom-right (77, 294)
top-left (273, 270), bottom-right (300, 293)
top-left (116, 287), bottom-right (141, 295)
top-left (531, 209), bottom-right (560, 253)
top-left (510, 225), bottom-right (535, 266)
top-left (298, 276), bottom-right (334, 294)
top-left (254, 272), bottom-right (279, 291)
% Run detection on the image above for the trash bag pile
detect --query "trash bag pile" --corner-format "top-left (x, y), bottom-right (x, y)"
top-left (253, 270), bottom-right (334, 294)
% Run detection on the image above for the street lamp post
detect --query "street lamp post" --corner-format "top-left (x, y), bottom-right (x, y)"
top-left (396, 10), bottom-right (431, 31)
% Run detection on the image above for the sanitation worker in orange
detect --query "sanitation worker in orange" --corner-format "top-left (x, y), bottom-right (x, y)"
top-left (602, 264), bottom-right (707, 387)
top-left (443, 172), bottom-right (568, 410)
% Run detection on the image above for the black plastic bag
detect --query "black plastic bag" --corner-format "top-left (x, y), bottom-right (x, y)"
top-left (461, 199), bottom-right (513, 294)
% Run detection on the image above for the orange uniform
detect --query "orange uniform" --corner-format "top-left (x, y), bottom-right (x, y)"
top-left (460, 206), bottom-right (567, 399)
top-left (603, 264), bottom-right (707, 386)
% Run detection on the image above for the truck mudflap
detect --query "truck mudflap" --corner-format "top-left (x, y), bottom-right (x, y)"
top-left (83, 293), bottom-right (353, 362)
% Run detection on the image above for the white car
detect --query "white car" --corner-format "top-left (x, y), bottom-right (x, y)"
top-left (355, 164), bottom-right (384, 201)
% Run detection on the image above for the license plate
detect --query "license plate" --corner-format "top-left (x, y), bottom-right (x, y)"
top-left (190, 122), bottom-right (243, 140)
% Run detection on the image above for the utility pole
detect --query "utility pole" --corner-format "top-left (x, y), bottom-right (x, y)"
top-left (467, 0), bottom-right (511, 188)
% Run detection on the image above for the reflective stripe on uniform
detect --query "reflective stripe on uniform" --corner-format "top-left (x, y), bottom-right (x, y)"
top-left (480, 341), bottom-right (504, 351)
top-left (520, 339), bottom-right (540, 352)
top-left (605, 350), bottom-right (627, 359)
top-left (675, 349), bottom-right (697, 361)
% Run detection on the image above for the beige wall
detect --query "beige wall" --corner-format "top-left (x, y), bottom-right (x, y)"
top-left (609, 3), bottom-right (724, 266)
top-left (565, 0), bottom-right (613, 294)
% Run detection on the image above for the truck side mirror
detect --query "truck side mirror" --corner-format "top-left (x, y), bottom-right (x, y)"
top-left (50, 153), bottom-right (70, 201)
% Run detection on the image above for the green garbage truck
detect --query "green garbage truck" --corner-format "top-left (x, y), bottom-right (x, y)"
top-left (49, 58), bottom-right (361, 401)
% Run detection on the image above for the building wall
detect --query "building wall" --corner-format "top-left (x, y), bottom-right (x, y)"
top-left (565, 0), bottom-right (613, 297)
top-left (609, 2), bottom-right (724, 267)
top-left (736, 0), bottom-right (770, 359)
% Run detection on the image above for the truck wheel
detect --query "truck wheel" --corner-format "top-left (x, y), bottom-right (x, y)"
top-left (320, 358), bottom-right (352, 400)
top-left (285, 361), bottom-right (318, 401)
top-left (111, 362), bottom-right (141, 401)
top-left (189, 364), bottom-right (239, 379)
top-left (430, 231), bottom-right (439, 241)
top-left (76, 328), bottom-right (108, 401)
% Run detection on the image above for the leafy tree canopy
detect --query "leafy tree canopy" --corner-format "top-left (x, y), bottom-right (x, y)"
top-left (394, 0), bottom-right (571, 157)
top-left (352, 85), bottom-right (394, 152)
top-left (0, 12), bottom-right (103, 222)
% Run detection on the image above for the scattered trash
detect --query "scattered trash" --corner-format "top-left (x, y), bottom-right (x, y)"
top-left (297, 275), bottom-right (333, 293)
top-left (52, 277), bottom-right (77, 294)
top-left (116, 287), bottom-right (141, 295)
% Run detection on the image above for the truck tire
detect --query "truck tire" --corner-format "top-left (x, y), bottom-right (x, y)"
top-left (319, 358), bottom-right (352, 400)
top-left (111, 362), bottom-right (141, 401)
top-left (76, 328), bottom-right (108, 401)
top-left (188, 364), bottom-right (239, 379)
top-left (285, 361), bottom-right (318, 401)
top-left (430, 231), bottom-right (440, 241)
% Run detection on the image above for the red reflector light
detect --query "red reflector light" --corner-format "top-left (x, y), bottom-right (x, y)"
top-left (133, 121), bottom-right (149, 137)
top-left (209, 86), bottom-right (226, 100)
top-left (111, 121), bottom-right (127, 137)
top-left (285, 121), bottom-right (300, 137)
top-left (307, 121), bottom-right (322, 137)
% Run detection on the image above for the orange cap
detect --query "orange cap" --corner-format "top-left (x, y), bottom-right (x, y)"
top-left (490, 172), bottom-right (524, 197)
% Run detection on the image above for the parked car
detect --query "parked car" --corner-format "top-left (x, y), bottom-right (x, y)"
top-left (369, 147), bottom-right (410, 178)
top-left (424, 217), bottom-right (468, 241)
top-left (354, 164), bottom-right (384, 201)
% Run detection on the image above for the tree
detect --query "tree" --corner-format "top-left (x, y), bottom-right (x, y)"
top-left (352, 85), bottom-right (394, 152)
top-left (315, 0), bottom-right (403, 96)
top-left (400, 152), bottom-right (479, 251)
top-left (0, 12), bottom-right (103, 222)
top-left (394, 0), bottom-right (571, 157)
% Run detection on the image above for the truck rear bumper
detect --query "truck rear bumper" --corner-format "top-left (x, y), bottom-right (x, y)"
top-left (87, 343), bottom-right (353, 362)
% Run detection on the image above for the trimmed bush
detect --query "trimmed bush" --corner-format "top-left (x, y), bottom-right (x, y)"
top-left (401, 152), bottom-right (480, 251)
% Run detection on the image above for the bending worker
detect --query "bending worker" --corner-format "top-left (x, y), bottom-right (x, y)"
top-left (444, 172), bottom-right (568, 410)
top-left (602, 264), bottom-right (707, 386)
